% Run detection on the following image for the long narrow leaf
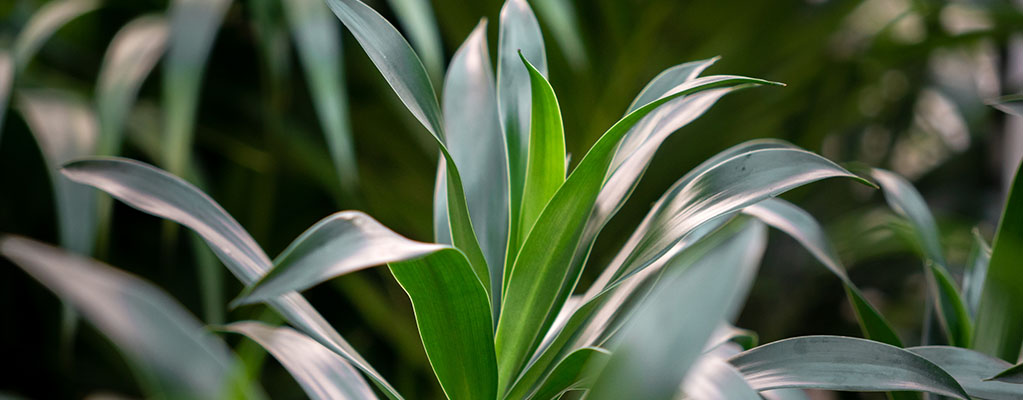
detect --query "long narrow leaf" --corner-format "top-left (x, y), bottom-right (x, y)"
top-left (221, 322), bottom-right (376, 400)
top-left (529, 0), bottom-right (586, 68)
top-left (728, 336), bottom-right (970, 398)
top-left (0, 52), bottom-right (12, 142)
top-left (11, 0), bottom-right (100, 72)
top-left (908, 346), bottom-right (1023, 399)
top-left (681, 355), bottom-right (761, 400)
top-left (962, 229), bottom-right (991, 317)
top-left (383, 0), bottom-right (444, 82)
top-left (989, 363), bottom-right (1023, 383)
top-left (526, 347), bottom-right (609, 400)
top-left (973, 159), bottom-right (1023, 362)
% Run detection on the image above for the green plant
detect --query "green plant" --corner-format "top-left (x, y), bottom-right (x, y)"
top-left (3, 0), bottom-right (1023, 399)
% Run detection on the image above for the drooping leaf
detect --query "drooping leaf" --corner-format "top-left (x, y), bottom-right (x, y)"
top-left (681, 354), bottom-right (761, 400)
top-left (389, 248), bottom-right (498, 400)
top-left (162, 0), bottom-right (232, 175)
top-left (525, 347), bottom-right (609, 400)
top-left (908, 346), bottom-right (1023, 399)
top-left (962, 229), bottom-right (991, 317)
top-left (11, 0), bottom-right (100, 72)
top-left (516, 52), bottom-right (566, 250)
top-left (234, 211), bottom-right (446, 305)
top-left (221, 322), bottom-right (376, 400)
top-left (624, 58), bottom-right (719, 114)
top-left (494, 76), bottom-right (776, 391)
top-left (438, 20), bottom-right (509, 309)
top-left (61, 158), bottom-right (403, 399)
top-left (868, 168), bottom-right (972, 347)
top-left (728, 336), bottom-right (970, 398)
top-left (383, 0), bottom-right (445, 83)
top-left (498, 0), bottom-right (548, 284)
top-left (95, 15), bottom-right (168, 156)
top-left (587, 218), bottom-right (768, 400)
top-left (0, 236), bottom-right (259, 399)
top-left (283, 0), bottom-right (359, 193)
top-left (973, 159), bottom-right (1023, 362)
top-left (325, 0), bottom-right (491, 298)
top-left (743, 198), bottom-right (901, 346)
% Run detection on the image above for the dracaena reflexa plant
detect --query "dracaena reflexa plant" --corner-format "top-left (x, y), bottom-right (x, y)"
top-left (4, 0), bottom-right (1023, 399)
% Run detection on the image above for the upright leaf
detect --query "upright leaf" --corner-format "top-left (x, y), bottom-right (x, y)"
top-left (0, 236), bottom-right (258, 399)
top-left (0, 52), bottom-right (12, 142)
top-left (529, 0), bottom-right (586, 68)
top-left (61, 158), bottom-right (403, 399)
top-left (588, 218), bottom-right (768, 400)
top-left (729, 336), bottom-right (970, 398)
top-left (498, 0), bottom-right (548, 283)
top-left (526, 347), bottom-right (609, 400)
top-left (283, 0), bottom-right (359, 193)
top-left (962, 229), bottom-right (991, 317)
top-left (162, 0), bottom-right (231, 175)
top-left (383, 0), bottom-right (445, 82)
top-left (681, 355), bottom-right (761, 400)
top-left (222, 322), bottom-right (376, 400)
top-left (973, 159), bottom-right (1023, 361)
top-left (11, 0), bottom-right (100, 72)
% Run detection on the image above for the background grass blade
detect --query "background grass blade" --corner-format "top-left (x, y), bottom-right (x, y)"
top-left (221, 322), bottom-right (376, 400)
top-left (963, 229), bottom-right (992, 317)
top-left (498, 0), bottom-right (548, 284)
top-left (529, 0), bottom-right (586, 69)
top-left (729, 336), bottom-right (970, 398)
top-left (743, 198), bottom-right (902, 346)
top-left (60, 158), bottom-right (403, 399)
top-left (283, 0), bottom-right (359, 195)
top-left (908, 346), bottom-right (1022, 399)
top-left (587, 218), bottom-right (767, 400)
top-left (0, 236), bottom-right (260, 399)
top-left (0, 52), bottom-right (12, 142)
top-left (523, 347), bottom-right (608, 400)
top-left (972, 159), bottom-right (1023, 362)
top-left (681, 355), bottom-right (761, 400)
top-left (162, 0), bottom-right (231, 176)
top-left (388, 248), bottom-right (497, 400)
top-left (383, 0), bottom-right (444, 84)
top-left (234, 211), bottom-right (446, 305)
top-left (868, 168), bottom-right (973, 347)
top-left (516, 53), bottom-right (565, 250)
top-left (11, 0), bottom-right (100, 72)
top-left (439, 20), bottom-right (509, 310)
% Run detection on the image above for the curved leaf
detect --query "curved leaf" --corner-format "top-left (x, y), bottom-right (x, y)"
top-left (221, 322), bottom-right (375, 400)
top-left (624, 58), bottom-right (718, 114)
top-left (962, 229), bottom-right (991, 317)
top-left (0, 51), bottom-right (12, 141)
top-left (96, 15), bottom-right (168, 156)
top-left (588, 218), bottom-right (767, 400)
top-left (234, 211), bottom-right (446, 305)
top-left (383, 0), bottom-right (444, 82)
top-left (60, 158), bottom-right (403, 399)
top-left (0, 236), bottom-right (258, 399)
top-left (909, 346), bottom-right (1022, 399)
top-left (523, 347), bottom-right (609, 400)
top-left (283, 0), bottom-right (359, 193)
top-left (12, 0), bottom-right (100, 71)
top-left (989, 362), bottom-right (1023, 384)
top-left (682, 355), bottom-right (761, 400)
top-left (389, 248), bottom-right (498, 400)
top-left (529, 0), bottom-right (585, 68)
top-left (973, 159), bottom-right (1023, 361)
top-left (728, 336), bottom-right (970, 398)
top-left (498, 0), bottom-right (548, 284)
top-left (743, 198), bottom-right (901, 346)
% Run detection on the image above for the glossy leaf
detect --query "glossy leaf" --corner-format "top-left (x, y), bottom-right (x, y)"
top-left (221, 322), bottom-right (375, 400)
top-left (729, 336), bottom-right (970, 398)
top-left (61, 158), bottom-right (403, 399)
top-left (11, 0), bottom-right (100, 71)
top-left (439, 20), bottom-right (509, 307)
top-left (869, 168), bottom-right (972, 347)
top-left (498, 0), bottom-right (548, 283)
top-left (588, 218), bottom-right (768, 400)
top-left (624, 58), bottom-right (718, 114)
top-left (516, 53), bottom-right (566, 249)
top-left (96, 15), bottom-right (168, 156)
top-left (283, 0), bottom-right (359, 193)
top-left (908, 346), bottom-right (1023, 399)
top-left (525, 347), bottom-right (608, 400)
top-left (384, 0), bottom-right (444, 82)
top-left (494, 76), bottom-right (775, 391)
top-left (682, 355), bottom-right (761, 400)
top-left (743, 198), bottom-right (901, 346)
top-left (0, 236), bottom-right (257, 399)
top-left (234, 211), bottom-right (445, 305)
top-left (389, 248), bottom-right (497, 400)
top-left (162, 0), bottom-right (231, 175)
top-left (973, 159), bottom-right (1023, 362)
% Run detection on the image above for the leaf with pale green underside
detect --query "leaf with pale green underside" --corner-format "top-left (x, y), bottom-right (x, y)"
top-left (233, 211), bottom-right (445, 305)
top-left (389, 248), bottom-right (497, 400)
top-left (498, 0), bottom-right (548, 287)
top-left (0, 52), bottom-right (11, 142)
top-left (728, 336), bottom-right (970, 398)
top-left (988, 362), bottom-right (1023, 383)
top-left (0, 236), bottom-right (259, 399)
top-left (60, 158), bottom-right (399, 399)
top-left (283, 0), bottom-right (359, 193)
top-left (384, 0), bottom-right (444, 83)
top-left (963, 229), bottom-right (991, 318)
top-left (868, 168), bottom-right (972, 348)
top-left (162, 0), bottom-right (231, 175)
top-left (436, 20), bottom-right (509, 309)
top-left (325, 0), bottom-right (491, 298)
top-left (529, 0), bottom-right (585, 68)
top-left (96, 15), bottom-right (168, 156)
top-left (908, 346), bottom-right (1023, 399)
top-left (743, 198), bottom-right (901, 346)
top-left (516, 52), bottom-right (566, 250)
top-left (221, 322), bottom-right (376, 400)
top-left (494, 76), bottom-right (777, 392)
top-left (682, 355), bottom-right (761, 400)
top-left (588, 218), bottom-right (768, 400)
top-left (525, 347), bottom-right (608, 400)
top-left (973, 159), bottom-right (1023, 362)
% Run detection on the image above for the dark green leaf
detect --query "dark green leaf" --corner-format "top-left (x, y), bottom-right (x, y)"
top-left (524, 347), bottom-right (609, 400)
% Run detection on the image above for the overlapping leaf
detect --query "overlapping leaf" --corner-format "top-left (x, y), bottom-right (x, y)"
top-left (909, 346), bottom-right (1023, 399)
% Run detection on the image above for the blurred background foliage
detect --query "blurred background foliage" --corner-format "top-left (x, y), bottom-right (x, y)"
top-left (1, 0), bottom-right (1022, 398)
